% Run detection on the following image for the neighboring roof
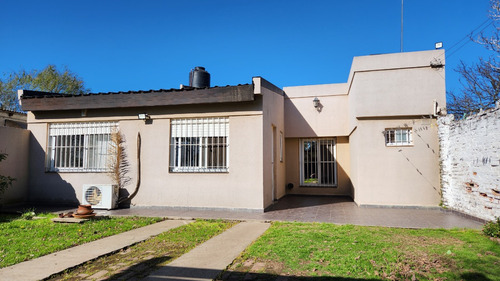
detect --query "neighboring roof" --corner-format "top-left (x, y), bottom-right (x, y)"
top-left (20, 84), bottom-right (255, 112)
top-left (0, 108), bottom-right (27, 128)
top-left (0, 108), bottom-right (27, 116)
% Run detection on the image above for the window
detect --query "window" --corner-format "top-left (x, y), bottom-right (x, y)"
top-left (300, 138), bottom-right (336, 187)
top-left (47, 122), bottom-right (118, 172)
top-left (385, 128), bottom-right (412, 146)
top-left (170, 117), bottom-right (229, 173)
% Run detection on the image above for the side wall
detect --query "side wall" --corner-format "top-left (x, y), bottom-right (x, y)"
top-left (439, 109), bottom-right (500, 221)
top-left (351, 118), bottom-right (441, 206)
top-left (259, 79), bottom-right (286, 209)
top-left (348, 50), bottom-right (445, 207)
top-left (0, 126), bottom-right (30, 205)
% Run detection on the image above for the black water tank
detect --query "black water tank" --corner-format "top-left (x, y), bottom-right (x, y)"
top-left (189, 66), bottom-right (210, 88)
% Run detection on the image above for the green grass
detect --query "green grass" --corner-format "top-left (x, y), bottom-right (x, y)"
top-left (225, 222), bottom-right (500, 280)
top-left (50, 219), bottom-right (237, 280)
top-left (0, 213), bottom-right (162, 268)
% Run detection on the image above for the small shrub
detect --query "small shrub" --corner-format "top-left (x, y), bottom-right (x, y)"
top-left (21, 209), bottom-right (36, 220)
top-left (483, 217), bottom-right (500, 238)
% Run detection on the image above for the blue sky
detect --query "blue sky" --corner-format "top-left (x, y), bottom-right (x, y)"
top-left (0, 0), bottom-right (494, 94)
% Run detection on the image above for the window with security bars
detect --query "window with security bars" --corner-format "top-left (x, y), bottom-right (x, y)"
top-left (170, 117), bottom-right (229, 173)
top-left (300, 138), bottom-right (336, 187)
top-left (47, 122), bottom-right (118, 172)
top-left (385, 128), bottom-right (412, 146)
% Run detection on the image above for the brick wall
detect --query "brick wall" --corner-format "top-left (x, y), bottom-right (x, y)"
top-left (438, 105), bottom-right (500, 221)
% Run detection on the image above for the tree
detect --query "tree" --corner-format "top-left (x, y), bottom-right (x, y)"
top-left (0, 65), bottom-right (89, 111)
top-left (447, 0), bottom-right (500, 116)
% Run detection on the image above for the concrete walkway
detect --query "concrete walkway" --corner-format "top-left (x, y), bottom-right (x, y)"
top-left (93, 195), bottom-right (484, 229)
top-left (0, 219), bottom-right (192, 281)
top-left (145, 221), bottom-right (270, 281)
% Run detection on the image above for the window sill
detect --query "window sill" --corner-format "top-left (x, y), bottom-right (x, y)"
top-left (46, 169), bottom-right (111, 173)
top-left (169, 168), bottom-right (229, 174)
top-left (385, 144), bottom-right (414, 147)
top-left (299, 185), bottom-right (337, 188)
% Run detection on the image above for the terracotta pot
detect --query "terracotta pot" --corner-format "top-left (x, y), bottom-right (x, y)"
top-left (76, 204), bottom-right (93, 215)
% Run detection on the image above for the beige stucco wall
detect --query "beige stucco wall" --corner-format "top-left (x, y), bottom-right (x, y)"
top-left (346, 50), bottom-right (445, 207)
top-left (348, 50), bottom-right (446, 130)
top-left (350, 67), bottom-right (446, 118)
top-left (27, 122), bottom-right (111, 205)
top-left (256, 78), bottom-right (286, 209)
top-left (26, 100), bottom-right (267, 210)
top-left (0, 126), bottom-right (29, 205)
top-left (284, 83), bottom-right (349, 138)
top-left (120, 115), bottom-right (264, 210)
top-left (350, 118), bottom-right (441, 206)
top-left (281, 50), bottom-right (444, 205)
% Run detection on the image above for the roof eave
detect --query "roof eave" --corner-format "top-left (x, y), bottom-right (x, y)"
top-left (20, 84), bottom-right (255, 112)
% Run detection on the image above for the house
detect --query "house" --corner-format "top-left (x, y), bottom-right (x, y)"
top-left (0, 108), bottom-right (27, 129)
top-left (19, 50), bottom-right (445, 211)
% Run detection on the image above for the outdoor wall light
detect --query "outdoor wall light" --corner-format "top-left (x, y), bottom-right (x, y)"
top-left (138, 113), bottom-right (151, 120)
top-left (313, 97), bottom-right (320, 108)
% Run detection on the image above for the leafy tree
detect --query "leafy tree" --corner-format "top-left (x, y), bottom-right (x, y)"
top-left (0, 65), bottom-right (89, 111)
top-left (447, 0), bottom-right (500, 115)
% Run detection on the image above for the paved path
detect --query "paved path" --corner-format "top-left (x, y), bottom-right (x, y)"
top-left (144, 221), bottom-right (270, 281)
top-left (5, 196), bottom-right (484, 229)
top-left (93, 196), bottom-right (484, 229)
top-left (0, 219), bottom-right (192, 281)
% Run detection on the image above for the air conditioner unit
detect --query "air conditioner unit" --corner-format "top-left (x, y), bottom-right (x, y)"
top-left (82, 184), bottom-right (119, 210)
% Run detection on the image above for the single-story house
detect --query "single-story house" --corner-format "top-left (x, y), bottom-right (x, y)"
top-left (19, 49), bottom-right (446, 211)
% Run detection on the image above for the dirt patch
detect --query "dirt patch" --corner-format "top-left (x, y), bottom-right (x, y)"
top-left (377, 234), bottom-right (461, 280)
top-left (220, 258), bottom-right (287, 281)
top-left (391, 233), bottom-right (464, 247)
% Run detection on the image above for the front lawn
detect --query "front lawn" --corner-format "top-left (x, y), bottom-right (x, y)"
top-left (222, 222), bottom-right (500, 280)
top-left (0, 213), bottom-right (162, 268)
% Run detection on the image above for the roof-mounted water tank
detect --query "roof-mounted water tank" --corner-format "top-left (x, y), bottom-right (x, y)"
top-left (189, 66), bottom-right (210, 88)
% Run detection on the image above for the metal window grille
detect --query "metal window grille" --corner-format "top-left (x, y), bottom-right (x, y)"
top-left (385, 128), bottom-right (412, 146)
top-left (300, 138), bottom-right (336, 187)
top-left (170, 117), bottom-right (229, 173)
top-left (47, 122), bottom-right (118, 172)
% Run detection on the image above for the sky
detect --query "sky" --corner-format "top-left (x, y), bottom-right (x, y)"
top-left (0, 0), bottom-right (495, 94)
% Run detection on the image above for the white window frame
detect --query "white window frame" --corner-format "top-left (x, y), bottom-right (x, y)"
top-left (46, 122), bottom-right (118, 172)
top-left (385, 128), bottom-right (413, 146)
top-left (299, 138), bottom-right (337, 187)
top-left (169, 117), bottom-right (229, 173)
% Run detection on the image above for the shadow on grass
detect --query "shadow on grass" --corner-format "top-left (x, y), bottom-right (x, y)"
top-left (460, 272), bottom-right (492, 281)
top-left (102, 256), bottom-right (172, 280)
top-left (101, 256), bottom-right (378, 281)
top-left (0, 213), bottom-right (19, 223)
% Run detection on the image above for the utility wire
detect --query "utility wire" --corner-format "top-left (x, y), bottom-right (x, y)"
top-left (445, 18), bottom-right (494, 60)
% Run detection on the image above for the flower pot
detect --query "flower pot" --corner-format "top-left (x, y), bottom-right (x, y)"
top-left (76, 204), bottom-right (93, 215)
